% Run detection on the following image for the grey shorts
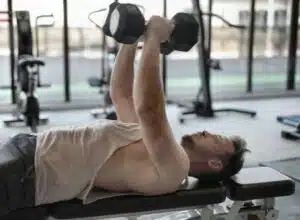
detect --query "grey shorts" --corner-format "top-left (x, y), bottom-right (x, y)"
top-left (0, 133), bottom-right (37, 215)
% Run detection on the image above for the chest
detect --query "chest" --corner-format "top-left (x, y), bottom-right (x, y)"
top-left (93, 140), bottom-right (151, 190)
top-left (108, 140), bottom-right (149, 165)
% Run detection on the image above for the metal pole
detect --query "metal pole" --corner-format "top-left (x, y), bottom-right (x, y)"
top-left (192, 0), bottom-right (214, 116)
top-left (162, 0), bottom-right (167, 96)
top-left (35, 19), bottom-right (41, 86)
top-left (246, 0), bottom-right (256, 93)
top-left (101, 34), bottom-right (106, 81)
top-left (207, 0), bottom-right (213, 60)
top-left (7, 0), bottom-right (16, 104)
top-left (63, 0), bottom-right (70, 102)
top-left (286, 0), bottom-right (299, 90)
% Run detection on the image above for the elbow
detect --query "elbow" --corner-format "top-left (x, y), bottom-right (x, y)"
top-left (136, 107), bottom-right (155, 121)
top-left (136, 105), bottom-right (154, 115)
top-left (135, 96), bottom-right (165, 114)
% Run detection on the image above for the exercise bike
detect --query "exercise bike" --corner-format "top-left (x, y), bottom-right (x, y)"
top-left (87, 8), bottom-right (118, 120)
top-left (4, 55), bottom-right (49, 132)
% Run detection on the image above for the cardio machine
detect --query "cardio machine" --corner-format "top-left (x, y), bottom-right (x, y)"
top-left (3, 11), bottom-right (49, 132)
top-left (87, 8), bottom-right (118, 120)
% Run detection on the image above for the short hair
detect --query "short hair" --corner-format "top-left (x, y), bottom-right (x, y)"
top-left (189, 136), bottom-right (250, 182)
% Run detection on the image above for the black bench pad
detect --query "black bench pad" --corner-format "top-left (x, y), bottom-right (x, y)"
top-left (49, 180), bottom-right (226, 219)
top-left (226, 167), bottom-right (295, 201)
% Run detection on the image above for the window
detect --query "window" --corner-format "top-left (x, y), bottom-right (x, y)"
top-left (239, 10), bottom-right (250, 26)
top-left (274, 10), bottom-right (287, 28)
top-left (255, 10), bottom-right (267, 30)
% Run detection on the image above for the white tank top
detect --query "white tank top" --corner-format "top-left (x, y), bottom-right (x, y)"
top-left (34, 119), bottom-right (142, 206)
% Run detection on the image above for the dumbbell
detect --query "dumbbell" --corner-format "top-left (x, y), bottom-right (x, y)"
top-left (102, 2), bottom-right (199, 55)
top-left (102, 2), bottom-right (145, 44)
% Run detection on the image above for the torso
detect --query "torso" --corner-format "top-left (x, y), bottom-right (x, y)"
top-left (94, 139), bottom-right (189, 194)
top-left (34, 119), bottom-right (189, 205)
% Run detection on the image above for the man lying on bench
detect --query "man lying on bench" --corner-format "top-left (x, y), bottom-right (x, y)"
top-left (1, 16), bottom-right (249, 211)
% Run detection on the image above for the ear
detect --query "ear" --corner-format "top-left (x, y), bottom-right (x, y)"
top-left (208, 158), bottom-right (224, 171)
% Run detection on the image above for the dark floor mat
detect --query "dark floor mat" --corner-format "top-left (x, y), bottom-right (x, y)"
top-left (276, 182), bottom-right (300, 220)
top-left (260, 157), bottom-right (300, 182)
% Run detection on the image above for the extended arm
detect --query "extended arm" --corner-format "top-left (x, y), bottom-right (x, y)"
top-left (134, 37), bottom-right (166, 118)
top-left (133, 17), bottom-right (189, 173)
top-left (110, 43), bottom-right (139, 123)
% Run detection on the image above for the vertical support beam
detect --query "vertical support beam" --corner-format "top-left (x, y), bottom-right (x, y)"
top-left (63, 0), bottom-right (70, 102)
top-left (265, 0), bottom-right (275, 57)
top-left (207, 0), bottom-right (213, 61)
top-left (286, 0), bottom-right (299, 90)
top-left (192, 0), bottom-right (214, 117)
top-left (7, 0), bottom-right (16, 104)
top-left (101, 33), bottom-right (106, 81)
top-left (162, 0), bottom-right (167, 96)
top-left (35, 19), bottom-right (41, 86)
top-left (206, 0), bottom-right (213, 99)
top-left (246, 0), bottom-right (256, 93)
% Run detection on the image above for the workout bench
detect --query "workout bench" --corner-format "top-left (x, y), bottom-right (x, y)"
top-left (0, 165), bottom-right (295, 220)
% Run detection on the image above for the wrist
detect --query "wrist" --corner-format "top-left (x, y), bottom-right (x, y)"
top-left (119, 43), bottom-right (138, 54)
top-left (122, 42), bottom-right (138, 49)
top-left (144, 34), bottom-right (161, 46)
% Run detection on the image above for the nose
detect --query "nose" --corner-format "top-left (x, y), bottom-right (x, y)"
top-left (203, 131), bottom-right (210, 136)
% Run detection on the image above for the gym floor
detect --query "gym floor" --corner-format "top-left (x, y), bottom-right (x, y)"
top-left (0, 97), bottom-right (299, 220)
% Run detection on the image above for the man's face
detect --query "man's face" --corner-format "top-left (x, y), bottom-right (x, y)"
top-left (189, 131), bottom-right (234, 155)
top-left (182, 131), bottom-right (235, 173)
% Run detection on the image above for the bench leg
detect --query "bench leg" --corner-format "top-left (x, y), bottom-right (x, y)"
top-left (226, 201), bottom-right (244, 220)
top-left (201, 207), bottom-right (214, 220)
top-left (227, 198), bottom-right (278, 220)
top-left (263, 198), bottom-right (279, 220)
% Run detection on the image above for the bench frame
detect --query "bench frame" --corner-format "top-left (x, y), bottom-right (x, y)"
top-left (1, 197), bottom-right (279, 220)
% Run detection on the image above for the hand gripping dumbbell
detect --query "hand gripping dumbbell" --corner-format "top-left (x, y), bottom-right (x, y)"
top-left (102, 2), bottom-right (199, 55)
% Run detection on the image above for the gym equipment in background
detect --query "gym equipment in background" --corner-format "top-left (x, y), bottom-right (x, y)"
top-left (3, 11), bottom-right (49, 132)
top-left (177, 0), bottom-right (257, 124)
top-left (87, 7), bottom-right (118, 120)
top-left (0, 164), bottom-right (295, 220)
top-left (277, 114), bottom-right (300, 140)
top-left (35, 13), bottom-right (55, 88)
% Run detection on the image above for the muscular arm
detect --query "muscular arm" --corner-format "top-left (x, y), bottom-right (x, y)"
top-left (110, 43), bottom-right (139, 123)
top-left (133, 37), bottom-right (165, 117)
top-left (133, 36), bottom-right (189, 177)
top-left (110, 43), bottom-right (138, 99)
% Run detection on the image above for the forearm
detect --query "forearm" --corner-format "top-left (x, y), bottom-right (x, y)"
top-left (133, 37), bottom-right (165, 114)
top-left (110, 43), bottom-right (138, 98)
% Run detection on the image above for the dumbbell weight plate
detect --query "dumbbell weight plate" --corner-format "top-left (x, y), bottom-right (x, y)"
top-left (103, 2), bottom-right (120, 37)
top-left (109, 8), bottom-right (120, 37)
top-left (171, 13), bottom-right (199, 52)
top-left (108, 4), bottom-right (145, 44)
top-left (160, 13), bottom-right (199, 55)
